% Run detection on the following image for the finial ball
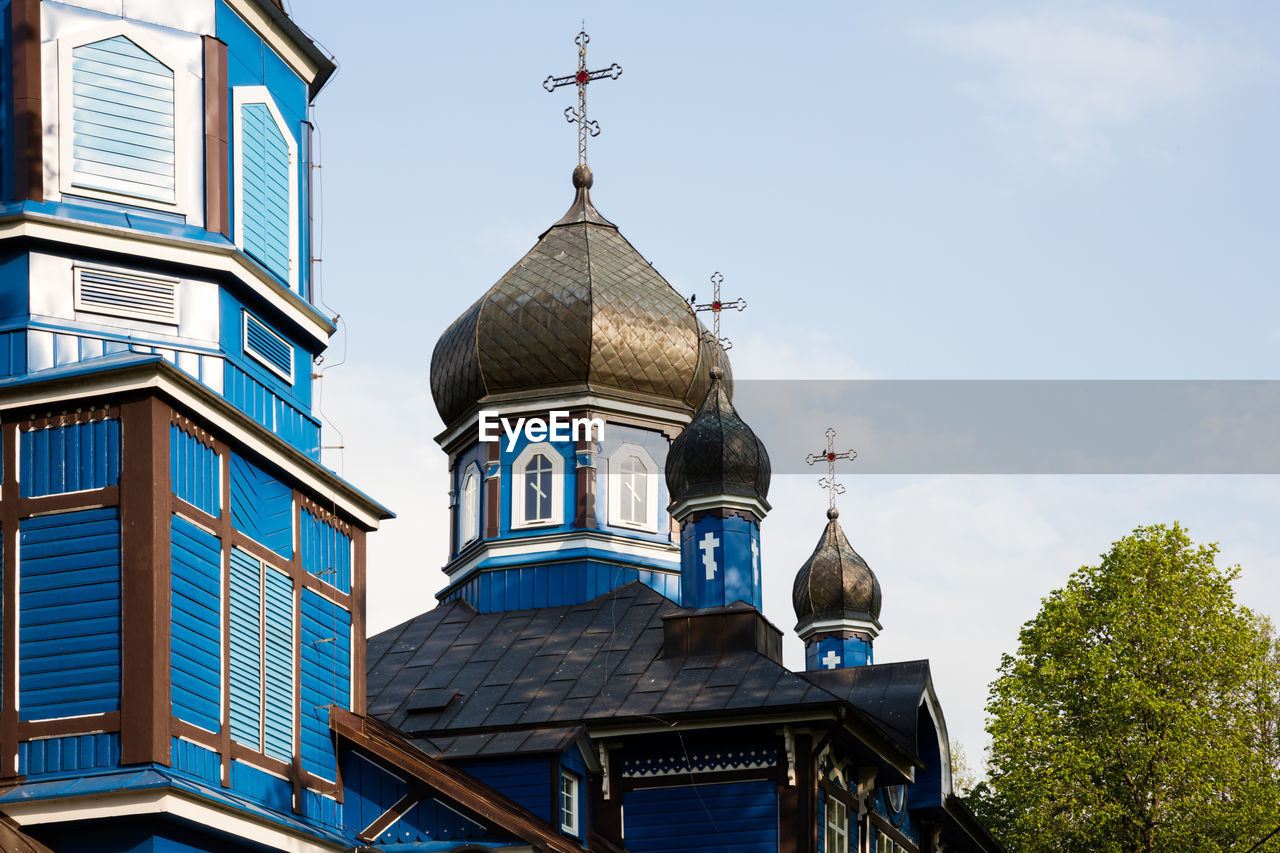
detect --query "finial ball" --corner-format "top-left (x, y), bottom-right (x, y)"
top-left (572, 164), bottom-right (594, 189)
top-left (709, 365), bottom-right (725, 382)
top-left (827, 507), bottom-right (839, 520)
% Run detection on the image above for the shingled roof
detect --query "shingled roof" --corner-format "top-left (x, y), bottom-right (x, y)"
top-left (366, 581), bottom-right (930, 768)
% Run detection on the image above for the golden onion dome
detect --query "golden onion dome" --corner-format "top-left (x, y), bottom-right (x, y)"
top-left (429, 167), bottom-right (731, 427)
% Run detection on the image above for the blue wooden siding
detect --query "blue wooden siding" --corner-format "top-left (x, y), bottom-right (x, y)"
top-left (19, 508), bottom-right (121, 720)
top-left (71, 36), bottom-right (175, 203)
top-left (171, 737), bottom-right (221, 786)
top-left (228, 548), bottom-right (262, 751)
top-left (301, 509), bottom-right (350, 594)
top-left (244, 311), bottom-right (293, 379)
top-left (18, 732), bottom-right (120, 776)
top-left (341, 751), bottom-right (498, 845)
top-left (300, 589), bottom-right (350, 781)
top-left (448, 561), bottom-right (680, 613)
top-left (230, 759), bottom-right (291, 813)
top-left (240, 101), bottom-right (291, 284)
top-left (623, 781), bottom-right (778, 853)
top-left (262, 567), bottom-right (293, 763)
top-left (304, 790), bottom-right (342, 830)
top-left (224, 361), bottom-right (320, 459)
top-left (170, 516), bottom-right (221, 732)
top-left (19, 418), bottom-right (120, 497)
top-left (170, 425), bottom-right (220, 516)
top-left (229, 452), bottom-right (293, 558)
top-left (456, 757), bottom-right (553, 824)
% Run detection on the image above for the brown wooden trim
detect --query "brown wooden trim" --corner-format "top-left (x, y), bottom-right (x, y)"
top-left (297, 495), bottom-right (355, 537)
top-left (18, 486), bottom-right (120, 518)
top-left (229, 742), bottom-right (291, 776)
top-left (218, 442), bottom-right (233, 786)
top-left (795, 732), bottom-right (815, 853)
top-left (573, 410), bottom-right (597, 529)
top-left (202, 36), bottom-right (230, 237)
top-left (170, 413), bottom-right (218, 451)
top-left (10, 0), bottom-right (42, 203)
top-left (330, 707), bottom-right (587, 853)
top-left (171, 717), bottom-right (221, 751)
top-left (483, 440), bottom-right (500, 539)
top-left (0, 421), bottom-right (19, 779)
top-left (18, 712), bottom-right (120, 740)
top-left (351, 528), bottom-right (367, 716)
top-left (18, 407), bottom-right (119, 433)
top-left (119, 397), bottom-right (173, 766)
top-left (358, 788), bottom-right (424, 843)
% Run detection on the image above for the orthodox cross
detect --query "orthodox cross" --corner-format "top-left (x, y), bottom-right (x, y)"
top-left (690, 271), bottom-right (747, 352)
top-left (805, 427), bottom-right (857, 510)
top-left (543, 28), bottom-right (622, 166)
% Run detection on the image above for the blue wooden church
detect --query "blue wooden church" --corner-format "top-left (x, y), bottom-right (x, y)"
top-left (0, 2), bottom-right (1004, 852)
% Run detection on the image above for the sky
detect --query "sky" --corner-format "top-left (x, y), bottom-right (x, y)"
top-left (283, 1), bottom-right (1280, 768)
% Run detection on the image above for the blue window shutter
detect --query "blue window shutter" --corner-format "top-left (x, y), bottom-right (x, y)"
top-left (170, 516), bottom-right (221, 732)
top-left (262, 568), bottom-right (294, 762)
top-left (240, 101), bottom-right (292, 284)
top-left (71, 36), bottom-right (175, 203)
top-left (300, 589), bottom-right (350, 780)
top-left (19, 508), bottom-right (121, 720)
top-left (228, 548), bottom-right (262, 750)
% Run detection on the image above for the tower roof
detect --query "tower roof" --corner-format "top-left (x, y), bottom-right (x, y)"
top-left (792, 508), bottom-right (882, 633)
top-left (429, 167), bottom-right (729, 427)
top-left (665, 366), bottom-right (771, 517)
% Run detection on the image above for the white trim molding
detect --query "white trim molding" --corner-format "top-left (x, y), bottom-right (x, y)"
top-left (510, 442), bottom-right (564, 530)
top-left (606, 443), bottom-right (659, 533)
top-left (232, 86), bottom-right (300, 292)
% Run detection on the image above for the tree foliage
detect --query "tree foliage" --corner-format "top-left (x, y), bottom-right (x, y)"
top-left (972, 524), bottom-right (1280, 852)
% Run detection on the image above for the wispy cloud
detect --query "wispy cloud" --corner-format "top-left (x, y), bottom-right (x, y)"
top-left (930, 7), bottom-right (1232, 157)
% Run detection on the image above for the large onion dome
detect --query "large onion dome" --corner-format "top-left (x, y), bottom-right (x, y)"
top-left (792, 508), bottom-right (882, 633)
top-left (666, 366), bottom-right (770, 518)
top-left (430, 166), bottom-right (730, 426)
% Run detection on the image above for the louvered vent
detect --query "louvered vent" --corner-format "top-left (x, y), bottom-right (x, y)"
top-left (243, 311), bottom-right (293, 382)
top-left (74, 267), bottom-right (179, 324)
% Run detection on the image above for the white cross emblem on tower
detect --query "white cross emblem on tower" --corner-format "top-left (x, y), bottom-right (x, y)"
top-left (751, 538), bottom-right (760, 586)
top-left (699, 532), bottom-right (720, 579)
top-left (822, 650), bottom-right (841, 670)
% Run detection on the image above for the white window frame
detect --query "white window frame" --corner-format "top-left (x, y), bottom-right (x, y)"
top-left (559, 770), bottom-right (579, 835)
top-left (460, 463), bottom-right (481, 546)
top-left (511, 442), bottom-right (564, 530)
top-left (826, 795), bottom-right (849, 853)
top-left (56, 23), bottom-right (197, 216)
top-left (232, 86), bottom-right (300, 292)
top-left (606, 443), bottom-right (659, 533)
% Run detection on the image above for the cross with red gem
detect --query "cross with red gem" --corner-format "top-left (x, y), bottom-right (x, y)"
top-left (691, 271), bottom-right (747, 352)
top-left (806, 427), bottom-right (857, 510)
top-left (543, 28), bottom-right (622, 166)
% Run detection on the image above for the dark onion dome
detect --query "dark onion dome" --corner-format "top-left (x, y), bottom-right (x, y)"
top-left (666, 366), bottom-right (771, 519)
top-left (430, 166), bottom-right (731, 427)
top-left (793, 508), bottom-right (882, 634)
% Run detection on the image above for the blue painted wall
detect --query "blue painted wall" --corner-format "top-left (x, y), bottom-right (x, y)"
top-left (301, 508), bottom-right (351, 594)
top-left (171, 736), bottom-right (221, 786)
top-left (300, 589), bottom-right (350, 781)
top-left (19, 732), bottom-right (120, 776)
top-left (455, 755), bottom-right (554, 825)
top-left (229, 451), bottom-right (292, 558)
top-left (448, 560), bottom-right (680, 613)
top-left (19, 417), bottom-right (120, 497)
top-left (170, 425), bottom-right (220, 516)
top-left (623, 781), bottom-right (779, 853)
top-left (679, 513), bottom-right (760, 610)
top-left (170, 515), bottom-right (222, 732)
top-left (19, 507), bottom-right (121, 720)
top-left (806, 634), bottom-right (874, 671)
top-left (593, 423), bottom-right (672, 544)
top-left (230, 758), bottom-right (291, 813)
top-left (498, 435), bottom-right (575, 538)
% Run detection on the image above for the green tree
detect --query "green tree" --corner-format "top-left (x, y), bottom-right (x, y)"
top-left (973, 523), bottom-right (1280, 852)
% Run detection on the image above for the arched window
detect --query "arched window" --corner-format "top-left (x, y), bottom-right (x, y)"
top-left (233, 87), bottom-right (299, 290)
top-left (511, 443), bottom-right (564, 529)
top-left (607, 443), bottom-right (660, 533)
top-left (460, 467), bottom-right (480, 545)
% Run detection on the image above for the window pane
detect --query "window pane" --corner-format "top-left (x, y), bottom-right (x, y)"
top-left (526, 454), bottom-right (552, 522)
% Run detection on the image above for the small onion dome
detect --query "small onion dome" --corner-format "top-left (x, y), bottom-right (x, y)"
top-left (666, 366), bottom-right (771, 520)
top-left (792, 508), bottom-right (882, 636)
top-left (429, 166), bottom-right (732, 427)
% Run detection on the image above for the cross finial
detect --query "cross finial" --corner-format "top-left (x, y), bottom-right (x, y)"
top-left (543, 28), bottom-right (622, 166)
top-left (690, 271), bottom-right (747, 352)
top-left (805, 427), bottom-right (857, 510)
